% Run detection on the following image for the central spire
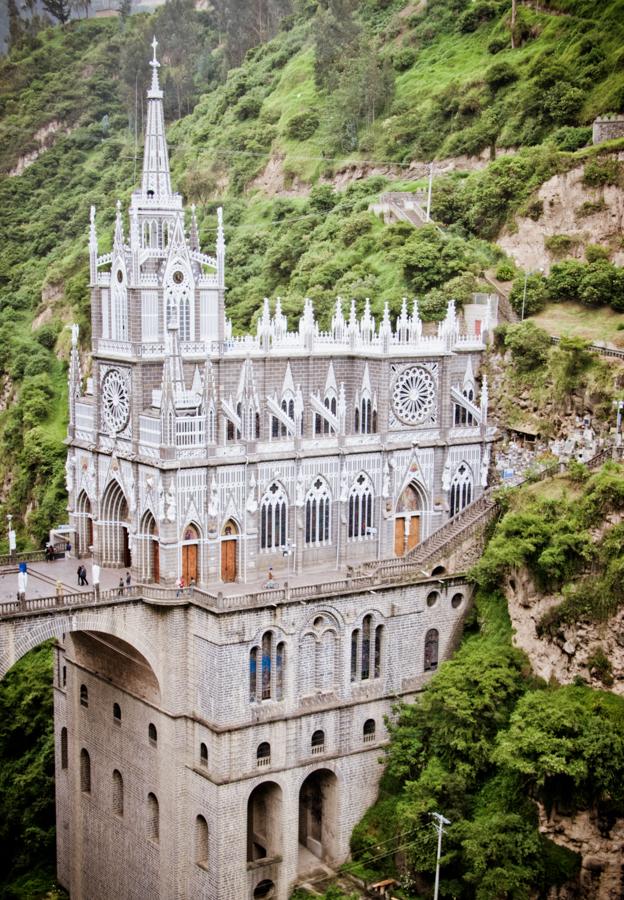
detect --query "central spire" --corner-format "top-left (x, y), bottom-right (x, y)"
top-left (141, 36), bottom-right (172, 199)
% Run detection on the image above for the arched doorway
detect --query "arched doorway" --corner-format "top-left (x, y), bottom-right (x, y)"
top-left (76, 491), bottom-right (93, 557)
top-left (139, 512), bottom-right (159, 583)
top-left (220, 519), bottom-right (238, 583)
top-left (246, 781), bottom-right (282, 863)
top-left (181, 524), bottom-right (200, 584)
top-left (298, 769), bottom-right (338, 871)
top-left (394, 483), bottom-right (423, 557)
top-left (100, 481), bottom-right (130, 567)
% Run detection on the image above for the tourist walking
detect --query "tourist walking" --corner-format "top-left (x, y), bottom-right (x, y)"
top-left (125, 571), bottom-right (131, 589)
top-left (176, 576), bottom-right (185, 598)
top-left (118, 576), bottom-right (124, 596)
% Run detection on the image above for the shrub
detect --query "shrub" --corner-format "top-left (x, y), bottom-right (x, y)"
top-left (550, 126), bottom-right (591, 152)
top-left (392, 47), bottom-right (417, 72)
top-left (504, 321), bottom-right (551, 374)
top-left (585, 244), bottom-right (610, 263)
top-left (576, 199), bottom-right (607, 218)
top-left (546, 260), bottom-right (584, 303)
top-left (586, 646), bottom-right (614, 686)
top-left (509, 273), bottom-right (547, 317)
top-left (488, 36), bottom-right (508, 55)
top-left (284, 110), bottom-right (320, 141)
top-left (544, 234), bottom-right (579, 259)
top-left (34, 323), bottom-right (61, 350)
top-left (485, 61), bottom-right (518, 90)
top-left (582, 157), bottom-right (621, 188)
top-left (495, 260), bottom-right (516, 282)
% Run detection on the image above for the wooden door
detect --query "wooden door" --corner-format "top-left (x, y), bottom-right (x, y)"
top-left (394, 517), bottom-right (406, 557)
top-left (406, 515), bottom-right (420, 552)
top-left (182, 543), bottom-right (198, 584)
top-left (152, 540), bottom-right (160, 584)
top-left (221, 539), bottom-right (236, 583)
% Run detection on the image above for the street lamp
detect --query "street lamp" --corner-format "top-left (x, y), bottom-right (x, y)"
top-left (521, 267), bottom-right (544, 321)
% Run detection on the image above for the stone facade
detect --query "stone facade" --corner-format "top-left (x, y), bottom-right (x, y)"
top-left (46, 576), bottom-right (472, 900)
top-left (592, 115), bottom-right (624, 145)
top-left (54, 42), bottom-right (497, 900)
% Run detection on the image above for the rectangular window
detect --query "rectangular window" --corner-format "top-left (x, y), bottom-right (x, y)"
top-left (142, 291), bottom-right (159, 341)
top-left (101, 289), bottom-right (110, 339)
top-left (200, 291), bottom-right (219, 342)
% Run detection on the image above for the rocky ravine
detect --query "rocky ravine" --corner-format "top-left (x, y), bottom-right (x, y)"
top-left (504, 566), bottom-right (624, 900)
top-left (504, 564), bottom-right (624, 694)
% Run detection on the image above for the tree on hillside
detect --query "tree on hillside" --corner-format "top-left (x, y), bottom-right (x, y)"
top-left (313, 0), bottom-right (360, 91)
top-left (41, 0), bottom-right (73, 24)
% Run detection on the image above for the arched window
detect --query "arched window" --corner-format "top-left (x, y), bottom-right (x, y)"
top-left (148, 793), bottom-right (159, 842)
top-left (427, 590), bottom-right (439, 608)
top-left (148, 723), bottom-right (158, 746)
top-left (249, 632), bottom-right (286, 703)
top-left (348, 473), bottom-right (373, 539)
top-left (305, 478), bottom-right (331, 545)
top-left (61, 727), bottom-right (68, 770)
top-left (311, 730), bottom-right (325, 754)
top-left (276, 641), bottom-right (285, 701)
top-left (350, 629), bottom-right (360, 682)
top-left (374, 624), bottom-right (383, 679)
top-left (424, 629), bottom-right (439, 672)
top-left (195, 815), bottom-right (209, 866)
top-left (363, 719), bottom-right (376, 743)
top-left (179, 295), bottom-right (191, 342)
top-left (260, 482), bottom-right (288, 551)
top-left (449, 463), bottom-right (473, 517)
top-left (256, 742), bottom-right (271, 767)
top-left (80, 748), bottom-right (91, 793)
top-left (112, 769), bottom-right (124, 816)
top-left (355, 394), bottom-right (375, 434)
top-left (113, 702), bottom-right (121, 724)
top-left (280, 395), bottom-right (295, 437)
top-left (300, 615), bottom-right (338, 695)
top-left (361, 614), bottom-right (372, 680)
top-left (351, 617), bottom-right (383, 683)
top-left (200, 742), bottom-right (208, 768)
top-left (80, 685), bottom-right (89, 708)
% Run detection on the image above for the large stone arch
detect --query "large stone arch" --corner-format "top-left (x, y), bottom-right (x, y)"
top-left (0, 605), bottom-right (161, 691)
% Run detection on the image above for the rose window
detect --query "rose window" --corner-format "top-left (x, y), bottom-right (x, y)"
top-left (392, 366), bottom-right (436, 425)
top-left (101, 369), bottom-right (130, 432)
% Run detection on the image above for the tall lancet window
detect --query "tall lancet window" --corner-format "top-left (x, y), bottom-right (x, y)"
top-left (111, 268), bottom-right (128, 341)
top-left (165, 264), bottom-right (193, 341)
top-left (449, 463), bottom-right (473, 517)
top-left (348, 473), bottom-right (374, 539)
top-left (305, 478), bottom-right (331, 545)
top-left (260, 482), bottom-right (288, 551)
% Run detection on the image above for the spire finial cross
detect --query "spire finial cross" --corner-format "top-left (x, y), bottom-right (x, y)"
top-left (150, 35), bottom-right (160, 68)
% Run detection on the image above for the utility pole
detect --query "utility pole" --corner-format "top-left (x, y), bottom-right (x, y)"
top-left (432, 811), bottom-right (451, 900)
top-left (426, 161), bottom-right (434, 222)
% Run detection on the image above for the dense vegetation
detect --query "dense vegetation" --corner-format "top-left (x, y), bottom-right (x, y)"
top-left (0, 644), bottom-right (62, 899)
top-left (351, 463), bottom-right (624, 899)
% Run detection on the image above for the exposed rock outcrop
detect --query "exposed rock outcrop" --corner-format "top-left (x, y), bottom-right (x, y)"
top-left (539, 806), bottom-right (624, 900)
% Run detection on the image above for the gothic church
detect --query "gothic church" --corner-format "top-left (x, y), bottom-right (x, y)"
top-left (56, 40), bottom-right (497, 900)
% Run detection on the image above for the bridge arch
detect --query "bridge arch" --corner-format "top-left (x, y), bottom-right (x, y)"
top-left (0, 607), bottom-right (162, 693)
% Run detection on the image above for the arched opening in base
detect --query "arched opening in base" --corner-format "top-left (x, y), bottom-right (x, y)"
top-left (247, 781), bottom-right (282, 864)
top-left (298, 769), bottom-right (338, 874)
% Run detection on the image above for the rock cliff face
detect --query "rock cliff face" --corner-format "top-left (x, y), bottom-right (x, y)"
top-left (504, 565), bottom-right (624, 899)
top-left (539, 806), bottom-right (624, 900)
top-left (498, 154), bottom-right (624, 274)
top-left (504, 563), bottom-right (624, 695)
